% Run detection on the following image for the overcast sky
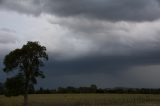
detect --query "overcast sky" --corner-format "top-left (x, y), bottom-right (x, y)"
top-left (1, 0), bottom-right (160, 88)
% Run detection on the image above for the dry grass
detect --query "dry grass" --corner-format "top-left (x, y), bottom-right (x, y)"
top-left (0, 94), bottom-right (160, 106)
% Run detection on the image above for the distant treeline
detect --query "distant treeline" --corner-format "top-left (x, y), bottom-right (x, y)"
top-left (0, 83), bottom-right (160, 94)
top-left (35, 85), bottom-right (160, 94)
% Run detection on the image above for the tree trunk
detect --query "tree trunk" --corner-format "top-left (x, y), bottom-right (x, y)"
top-left (24, 92), bottom-right (28, 106)
top-left (24, 79), bottom-right (29, 106)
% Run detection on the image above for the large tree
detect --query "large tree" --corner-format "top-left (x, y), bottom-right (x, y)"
top-left (3, 41), bottom-right (48, 106)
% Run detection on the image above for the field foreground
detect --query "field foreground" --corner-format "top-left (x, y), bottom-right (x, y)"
top-left (0, 94), bottom-right (160, 106)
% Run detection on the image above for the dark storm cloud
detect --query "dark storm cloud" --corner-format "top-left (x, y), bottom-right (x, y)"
top-left (1, 0), bottom-right (160, 21)
top-left (44, 0), bottom-right (160, 21)
top-left (0, 0), bottom-right (42, 15)
top-left (35, 49), bottom-right (160, 88)
top-left (44, 49), bottom-right (160, 76)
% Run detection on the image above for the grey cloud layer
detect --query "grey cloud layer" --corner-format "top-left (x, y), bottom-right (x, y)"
top-left (0, 0), bottom-right (42, 15)
top-left (1, 0), bottom-right (160, 21)
top-left (48, 17), bottom-right (160, 58)
top-left (0, 28), bottom-right (17, 44)
top-left (1, 0), bottom-right (160, 68)
top-left (44, 0), bottom-right (160, 21)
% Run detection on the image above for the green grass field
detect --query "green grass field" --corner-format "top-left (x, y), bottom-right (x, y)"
top-left (0, 94), bottom-right (160, 106)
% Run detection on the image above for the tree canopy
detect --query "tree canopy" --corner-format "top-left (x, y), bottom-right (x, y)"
top-left (3, 41), bottom-right (48, 106)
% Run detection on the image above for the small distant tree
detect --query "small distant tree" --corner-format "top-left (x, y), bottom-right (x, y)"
top-left (90, 84), bottom-right (97, 93)
top-left (3, 41), bottom-right (48, 106)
